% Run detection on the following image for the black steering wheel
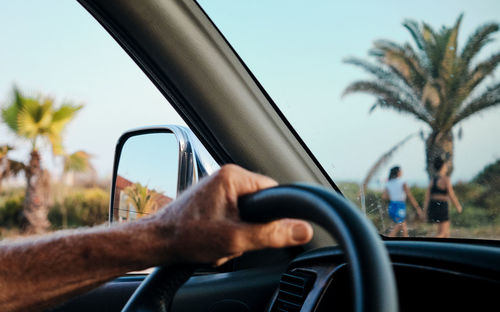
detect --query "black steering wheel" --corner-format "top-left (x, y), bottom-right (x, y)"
top-left (121, 184), bottom-right (398, 312)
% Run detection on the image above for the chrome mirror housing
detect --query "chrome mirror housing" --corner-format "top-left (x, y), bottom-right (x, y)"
top-left (109, 125), bottom-right (219, 223)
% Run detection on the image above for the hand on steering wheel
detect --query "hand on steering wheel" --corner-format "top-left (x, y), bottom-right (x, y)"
top-left (122, 165), bottom-right (398, 312)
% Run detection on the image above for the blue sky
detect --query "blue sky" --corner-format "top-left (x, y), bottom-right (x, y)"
top-left (1, 1), bottom-right (499, 186)
top-left (118, 133), bottom-right (179, 198)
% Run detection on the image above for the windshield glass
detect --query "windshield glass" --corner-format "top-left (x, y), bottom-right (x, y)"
top-left (198, 1), bottom-right (500, 240)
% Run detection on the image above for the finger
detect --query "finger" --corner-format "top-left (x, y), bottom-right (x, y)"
top-left (235, 219), bottom-right (313, 252)
top-left (218, 164), bottom-right (278, 197)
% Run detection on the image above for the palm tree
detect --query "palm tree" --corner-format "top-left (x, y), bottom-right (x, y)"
top-left (63, 150), bottom-right (94, 186)
top-left (123, 183), bottom-right (162, 218)
top-left (1, 87), bottom-right (82, 234)
top-left (343, 14), bottom-right (500, 178)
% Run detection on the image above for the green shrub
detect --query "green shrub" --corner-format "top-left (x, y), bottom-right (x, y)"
top-left (409, 186), bottom-right (426, 206)
top-left (49, 187), bottom-right (109, 229)
top-left (474, 159), bottom-right (500, 189)
top-left (0, 191), bottom-right (24, 228)
top-left (451, 205), bottom-right (492, 228)
top-left (338, 182), bottom-right (361, 206)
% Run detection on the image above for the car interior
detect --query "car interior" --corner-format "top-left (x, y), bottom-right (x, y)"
top-left (30, 0), bottom-right (499, 311)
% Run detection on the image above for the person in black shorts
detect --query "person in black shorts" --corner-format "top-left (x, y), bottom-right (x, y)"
top-left (423, 158), bottom-right (463, 237)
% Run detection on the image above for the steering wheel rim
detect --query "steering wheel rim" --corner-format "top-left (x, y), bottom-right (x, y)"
top-left (122, 184), bottom-right (398, 312)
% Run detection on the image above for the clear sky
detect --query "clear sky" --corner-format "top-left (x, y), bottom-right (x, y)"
top-left (1, 1), bottom-right (500, 187)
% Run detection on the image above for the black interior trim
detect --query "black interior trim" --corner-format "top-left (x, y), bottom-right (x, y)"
top-left (293, 241), bottom-right (500, 278)
top-left (50, 267), bottom-right (286, 312)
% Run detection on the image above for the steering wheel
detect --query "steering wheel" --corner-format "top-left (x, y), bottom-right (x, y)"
top-left (121, 184), bottom-right (398, 312)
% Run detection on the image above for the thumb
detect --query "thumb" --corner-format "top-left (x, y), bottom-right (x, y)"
top-left (237, 219), bottom-right (313, 251)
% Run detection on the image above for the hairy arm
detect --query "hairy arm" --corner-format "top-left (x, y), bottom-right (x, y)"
top-left (0, 219), bottom-right (167, 311)
top-left (0, 165), bottom-right (313, 312)
top-left (446, 178), bottom-right (463, 213)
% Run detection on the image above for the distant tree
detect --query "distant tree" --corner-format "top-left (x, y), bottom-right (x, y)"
top-left (123, 183), bottom-right (162, 217)
top-left (343, 14), bottom-right (500, 178)
top-left (63, 150), bottom-right (94, 186)
top-left (1, 87), bottom-right (82, 234)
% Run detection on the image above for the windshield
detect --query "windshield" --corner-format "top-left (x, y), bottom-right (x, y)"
top-left (198, 1), bottom-right (500, 240)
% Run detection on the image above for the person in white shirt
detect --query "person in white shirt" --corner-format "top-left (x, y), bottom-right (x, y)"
top-left (382, 166), bottom-right (424, 237)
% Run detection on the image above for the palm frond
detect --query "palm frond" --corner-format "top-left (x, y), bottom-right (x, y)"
top-left (47, 132), bottom-right (64, 155)
top-left (343, 80), bottom-right (432, 123)
top-left (1, 87), bottom-right (24, 132)
top-left (5, 159), bottom-right (25, 176)
top-left (50, 103), bottom-right (82, 135)
top-left (0, 145), bottom-right (14, 158)
top-left (461, 22), bottom-right (500, 65)
top-left (17, 97), bottom-right (52, 139)
top-left (454, 82), bottom-right (500, 125)
top-left (370, 40), bottom-right (428, 91)
top-left (403, 19), bottom-right (425, 50)
top-left (343, 57), bottom-right (421, 102)
top-left (422, 22), bottom-right (437, 43)
top-left (440, 14), bottom-right (462, 82)
top-left (466, 52), bottom-right (500, 91)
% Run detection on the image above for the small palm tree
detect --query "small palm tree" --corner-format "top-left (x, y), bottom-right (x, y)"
top-left (123, 183), bottom-right (162, 218)
top-left (63, 150), bottom-right (94, 186)
top-left (343, 14), bottom-right (500, 178)
top-left (1, 87), bottom-right (82, 233)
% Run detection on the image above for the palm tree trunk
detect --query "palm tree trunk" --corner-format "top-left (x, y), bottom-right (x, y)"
top-left (21, 151), bottom-right (50, 234)
top-left (425, 131), bottom-right (454, 179)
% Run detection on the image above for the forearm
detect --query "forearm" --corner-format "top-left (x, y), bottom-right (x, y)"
top-left (450, 194), bottom-right (461, 210)
top-left (0, 217), bottom-right (171, 312)
top-left (423, 190), bottom-right (430, 213)
top-left (408, 195), bottom-right (420, 210)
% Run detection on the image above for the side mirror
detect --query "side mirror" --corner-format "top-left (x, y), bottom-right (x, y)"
top-left (109, 125), bottom-right (218, 223)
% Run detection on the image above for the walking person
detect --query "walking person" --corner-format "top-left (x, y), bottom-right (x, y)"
top-left (424, 158), bottom-right (463, 238)
top-left (382, 166), bottom-right (424, 237)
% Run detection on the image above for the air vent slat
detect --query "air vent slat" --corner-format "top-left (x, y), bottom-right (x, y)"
top-left (279, 289), bottom-right (303, 300)
top-left (272, 270), bottom-right (316, 312)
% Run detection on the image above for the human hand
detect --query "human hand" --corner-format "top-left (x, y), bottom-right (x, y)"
top-left (148, 164), bottom-right (313, 266)
top-left (457, 205), bottom-right (463, 214)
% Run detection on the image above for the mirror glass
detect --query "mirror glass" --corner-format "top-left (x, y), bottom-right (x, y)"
top-left (112, 132), bottom-right (179, 222)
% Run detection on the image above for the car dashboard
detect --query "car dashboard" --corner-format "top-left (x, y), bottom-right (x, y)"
top-left (267, 241), bottom-right (500, 311)
top-left (50, 240), bottom-right (500, 312)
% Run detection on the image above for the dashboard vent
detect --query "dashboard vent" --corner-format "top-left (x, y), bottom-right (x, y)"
top-left (273, 269), bottom-right (316, 312)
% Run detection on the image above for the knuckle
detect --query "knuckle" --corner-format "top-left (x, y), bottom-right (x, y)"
top-left (260, 222), bottom-right (284, 248)
top-left (219, 164), bottom-right (238, 177)
top-left (215, 165), bottom-right (236, 184)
